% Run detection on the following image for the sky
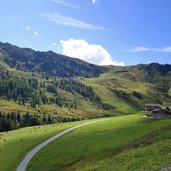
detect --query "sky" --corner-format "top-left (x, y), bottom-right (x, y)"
top-left (1, 0), bottom-right (171, 66)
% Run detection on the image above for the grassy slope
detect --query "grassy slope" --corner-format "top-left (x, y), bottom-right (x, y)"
top-left (81, 71), bottom-right (154, 115)
top-left (0, 67), bottom-right (101, 118)
top-left (0, 64), bottom-right (164, 118)
top-left (0, 52), bottom-right (10, 70)
top-left (28, 114), bottom-right (171, 171)
top-left (82, 140), bottom-right (171, 171)
top-left (0, 120), bottom-right (91, 171)
top-left (0, 65), bottom-right (112, 118)
top-left (0, 99), bottom-right (36, 114)
top-left (168, 87), bottom-right (171, 96)
top-left (81, 73), bottom-right (134, 114)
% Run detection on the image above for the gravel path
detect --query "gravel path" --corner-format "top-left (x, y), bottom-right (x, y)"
top-left (15, 120), bottom-right (102, 171)
top-left (160, 166), bottom-right (171, 171)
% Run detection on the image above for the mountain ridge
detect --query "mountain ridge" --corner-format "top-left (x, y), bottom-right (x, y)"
top-left (0, 42), bottom-right (108, 77)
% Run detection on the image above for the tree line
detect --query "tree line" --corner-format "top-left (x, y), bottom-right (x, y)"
top-left (0, 111), bottom-right (83, 132)
top-left (0, 72), bottom-right (100, 109)
top-left (50, 78), bottom-right (101, 102)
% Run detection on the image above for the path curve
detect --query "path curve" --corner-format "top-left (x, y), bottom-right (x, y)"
top-left (15, 120), bottom-right (102, 171)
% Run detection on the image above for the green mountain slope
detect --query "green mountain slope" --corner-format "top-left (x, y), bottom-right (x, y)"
top-left (81, 64), bottom-right (171, 114)
top-left (0, 42), bottom-right (107, 77)
top-left (0, 42), bottom-right (171, 132)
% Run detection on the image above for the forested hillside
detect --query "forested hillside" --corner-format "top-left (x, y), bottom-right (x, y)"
top-left (0, 42), bottom-right (171, 132)
top-left (0, 71), bottom-right (103, 131)
top-left (0, 42), bottom-right (107, 77)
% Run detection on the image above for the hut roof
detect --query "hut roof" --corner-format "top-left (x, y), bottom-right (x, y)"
top-left (144, 104), bottom-right (161, 107)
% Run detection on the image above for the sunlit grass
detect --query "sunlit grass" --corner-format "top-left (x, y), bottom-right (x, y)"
top-left (0, 120), bottom-right (89, 171)
top-left (28, 114), bottom-right (171, 171)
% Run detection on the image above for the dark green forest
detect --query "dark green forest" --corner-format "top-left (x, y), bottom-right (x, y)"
top-left (0, 71), bottom-right (100, 107)
top-left (0, 111), bottom-right (83, 132)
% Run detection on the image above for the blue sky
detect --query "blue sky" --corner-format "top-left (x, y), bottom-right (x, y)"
top-left (1, 0), bottom-right (171, 66)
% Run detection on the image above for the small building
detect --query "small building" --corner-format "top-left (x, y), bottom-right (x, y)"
top-left (150, 109), bottom-right (171, 118)
top-left (166, 106), bottom-right (171, 111)
top-left (144, 103), bottom-right (161, 112)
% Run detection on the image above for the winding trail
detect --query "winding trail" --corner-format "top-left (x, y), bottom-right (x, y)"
top-left (15, 120), bottom-right (102, 171)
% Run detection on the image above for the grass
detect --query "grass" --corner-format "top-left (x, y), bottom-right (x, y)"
top-left (81, 124), bottom-right (171, 171)
top-left (0, 120), bottom-right (90, 171)
top-left (0, 72), bottom-right (118, 118)
top-left (80, 72), bottom-right (154, 114)
top-left (0, 99), bottom-right (35, 114)
top-left (83, 72), bottom-right (149, 93)
top-left (0, 60), bottom-right (10, 70)
top-left (0, 68), bottom-right (161, 118)
top-left (82, 140), bottom-right (171, 171)
top-left (27, 114), bottom-right (171, 171)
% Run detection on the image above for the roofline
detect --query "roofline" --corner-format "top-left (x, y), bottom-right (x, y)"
top-left (144, 104), bottom-right (161, 106)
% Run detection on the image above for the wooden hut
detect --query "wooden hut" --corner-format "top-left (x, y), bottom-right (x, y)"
top-left (150, 109), bottom-right (171, 118)
top-left (144, 104), bottom-right (161, 112)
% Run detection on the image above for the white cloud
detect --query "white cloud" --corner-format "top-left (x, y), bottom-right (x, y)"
top-left (131, 46), bottom-right (153, 53)
top-left (131, 46), bottom-right (171, 53)
top-left (22, 25), bottom-right (39, 37)
top-left (160, 47), bottom-right (171, 52)
top-left (22, 25), bottom-right (31, 32)
top-left (60, 39), bottom-right (124, 66)
top-left (43, 13), bottom-right (106, 31)
top-left (51, 0), bottom-right (81, 10)
top-left (51, 42), bottom-right (57, 46)
top-left (92, 0), bottom-right (96, 4)
top-left (33, 31), bottom-right (39, 36)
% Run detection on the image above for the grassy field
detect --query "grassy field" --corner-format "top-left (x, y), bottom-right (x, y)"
top-left (28, 114), bottom-right (171, 171)
top-left (0, 120), bottom-right (92, 171)
top-left (80, 72), bottom-right (155, 114)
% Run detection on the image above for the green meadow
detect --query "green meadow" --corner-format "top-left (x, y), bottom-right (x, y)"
top-left (0, 64), bottom-right (171, 171)
top-left (0, 120), bottom-right (90, 171)
top-left (28, 114), bottom-right (171, 171)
